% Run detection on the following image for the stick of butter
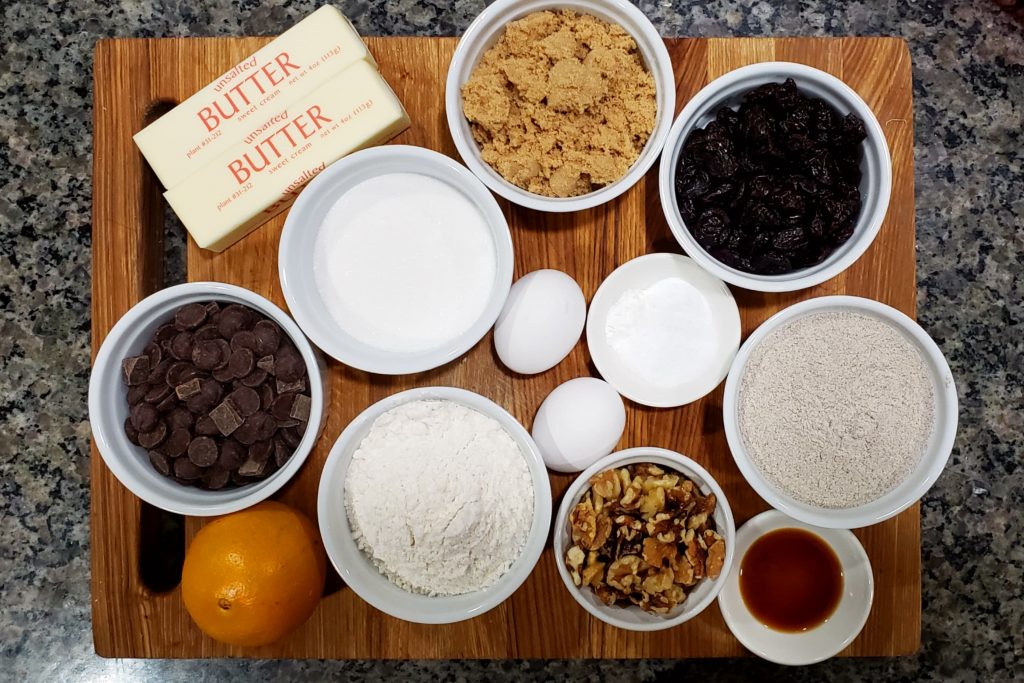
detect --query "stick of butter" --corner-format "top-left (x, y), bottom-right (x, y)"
top-left (135, 6), bottom-right (375, 189)
top-left (164, 60), bottom-right (410, 252)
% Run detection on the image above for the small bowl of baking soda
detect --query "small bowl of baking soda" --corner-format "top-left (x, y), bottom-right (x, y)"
top-left (316, 386), bottom-right (552, 624)
top-left (723, 295), bottom-right (958, 529)
top-left (279, 145), bottom-right (514, 375)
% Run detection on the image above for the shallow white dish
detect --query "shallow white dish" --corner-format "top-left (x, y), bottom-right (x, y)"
top-left (658, 61), bottom-right (892, 292)
top-left (445, 0), bottom-right (675, 213)
top-left (553, 447), bottom-right (735, 631)
top-left (88, 282), bottom-right (327, 516)
top-left (279, 145), bottom-right (514, 375)
top-left (586, 253), bottom-right (741, 407)
top-left (723, 295), bottom-right (958, 529)
top-left (717, 509), bottom-right (874, 665)
top-left (317, 386), bottom-right (552, 624)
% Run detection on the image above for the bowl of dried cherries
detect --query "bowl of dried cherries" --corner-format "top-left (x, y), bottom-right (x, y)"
top-left (658, 62), bottom-right (892, 292)
top-left (89, 282), bottom-right (327, 516)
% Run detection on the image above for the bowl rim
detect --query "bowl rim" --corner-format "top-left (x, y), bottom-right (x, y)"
top-left (279, 145), bottom-right (514, 375)
top-left (444, 0), bottom-right (676, 213)
top-left (88, 281), bottom-right (325, 516)
top-left (585, 253), bottom-right (742, 408)
top-left (717, 509), bottom-right (875, 665)
top-left (657, 61), bottom-right (893, 292)
top-left (316, 386), bottom-right (552, 624)
top-left (552, 447), bottom-right (736, 631)
top-left (722, 295), bottom-right (959, 529)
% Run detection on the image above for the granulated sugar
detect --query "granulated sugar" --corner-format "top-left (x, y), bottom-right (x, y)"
top-left (738, 311), bottom-right (935, 508)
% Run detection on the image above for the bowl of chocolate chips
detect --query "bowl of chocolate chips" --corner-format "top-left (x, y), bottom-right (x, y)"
top-left (658, 62), bottom-right (892, 292)
top-left (89, 282), bottom-right (326, 516)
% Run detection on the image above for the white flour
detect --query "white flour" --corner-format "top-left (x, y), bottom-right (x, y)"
top-left (313, 172), bottom-right (496, 352)
top-left (738, 311), bottom-right (936, 508)
top-left (604, 277), bottom-right (718, 387)
top-left (344, 400), bottom-right (534, 596)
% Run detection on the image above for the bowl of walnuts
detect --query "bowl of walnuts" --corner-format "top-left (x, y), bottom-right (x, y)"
top-left (553, 447), bottom-right (736, 631)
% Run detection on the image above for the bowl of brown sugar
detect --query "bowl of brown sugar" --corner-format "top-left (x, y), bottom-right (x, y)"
top-left (445, 0), bottom-right (675, 212)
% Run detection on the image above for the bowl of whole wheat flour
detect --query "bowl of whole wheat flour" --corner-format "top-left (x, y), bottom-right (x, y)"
top-left (317, 386), bottom-right (551, 624)
top-left (723, 296), bottom-right (957, 529)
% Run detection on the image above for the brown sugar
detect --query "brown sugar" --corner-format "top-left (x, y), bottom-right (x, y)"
top-left (461, 10), bottom-right (658, 198)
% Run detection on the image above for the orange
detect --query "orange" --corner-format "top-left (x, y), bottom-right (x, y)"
top-left (181, 501), bottom-right (326, 647)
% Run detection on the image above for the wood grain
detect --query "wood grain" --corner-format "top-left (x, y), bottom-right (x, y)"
top-left (91, 36), bottom-right (918, 659)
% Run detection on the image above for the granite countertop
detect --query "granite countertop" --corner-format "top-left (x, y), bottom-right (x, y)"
top-left (2, 0), bottom-right (1022, 680)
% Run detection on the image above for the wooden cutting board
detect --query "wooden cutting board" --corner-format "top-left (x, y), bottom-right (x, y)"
top-left (91, 35), bottom-right (917, 658)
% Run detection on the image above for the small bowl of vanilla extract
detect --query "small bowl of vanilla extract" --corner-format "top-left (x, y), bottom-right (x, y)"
top-left (717, 509), bottom-right (875, 666)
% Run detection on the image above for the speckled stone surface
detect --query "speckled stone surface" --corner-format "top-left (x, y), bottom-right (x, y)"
top-left (1, 0), bottom-right (1021, 680)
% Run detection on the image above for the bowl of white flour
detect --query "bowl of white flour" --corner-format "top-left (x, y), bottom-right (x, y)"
top-left (723, 295), bottom-right (958, 529)
top-left (317, 386), bottom-right (551, 624)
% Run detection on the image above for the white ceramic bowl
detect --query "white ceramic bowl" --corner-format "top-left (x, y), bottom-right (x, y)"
top-left (279, 145), bottom-right (514, 375)
top-left (586, 253), bottom-right (741, 407)
top-left (88, 282), bottom-right (327, 516)
top-left (317, 386), bottom-right (552, 624)
top-left (717, 510), bottom-right (874, 665)
top-left (658, 62), bottom-right (893, 292)
top-left (445, 0), bottom-right (676, 212)
top-left (723, 295), bottom-right (958, 529)
top-left (553, 447), bottom-right (736, 631)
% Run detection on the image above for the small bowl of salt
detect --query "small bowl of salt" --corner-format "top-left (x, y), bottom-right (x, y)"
top-left (722, 295), bottom-right (958, 529)
top-left (279, 145), bottom-right (514, 375)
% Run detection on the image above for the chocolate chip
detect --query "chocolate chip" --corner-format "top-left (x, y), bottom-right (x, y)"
top-left (169, 331), bottom-right (194, 361)
top-left (240, 369), bottom-right (268, 388)
top-left (236, 412), bottom-right (277, 445)
top-left (210, 400), bottom-right (244, 436)
top-left (217, 440), bottom-right (246, 470)
top-left (230, 331), bottom-right (258, 353)
top-left (226, 387), bottom-right (260, 417)
top-left (212, 363), bottom-right (237, 383)
top-left (249, 439), bottom-right (273, 465)
top-left (274, 440), bottom-right (293, 468)
top-left (175, 378), bottom-right (202, 400)
top-left (227, 348), bottom-right (255, 379)
top-left (146, 359), bottom-right (172, 385)
top-left (290, 394), bottom-right (311, 422)
top-left (203, 467), bottom-right (230, 490)
top-left (154, 323), bottom-right (177, 344)
top-left (270, 394), bottom-right (296, 422)
top-left (275, 344), bottom-right (304, 382)
top-left (253, 320), bottom-right (281, 356)
top-left (164, 428), bottom-right (191, 457)
top-left (124, 417), bottom-right (140, 446)
top-left (193, 324), bottom-right (221, 341)
top-left (175, 303), bottom-right (208, 330)
top-left (276, 378), bottom-right (305, 395)
top-left (122, 355), bottom-right (150, 385)
top-left (131, 402), bottom-right (159, 432)
top-left (237, 455), bottom-right (268, 478)
top-left (276, 418), bottom-right (300, 428)
top-left (127, 383), bottom-right (149, 406)
top-left (138, 421), bottom-right (168, 449)
top-left (185, 379), bottom-right (223, 414)
top-left (166, 407), bottom-right (194, 432)
top-left (149, 451), bottom-right (172, 476)
top-left (187, 436), bottom-right (219, 467)
top-left (256, 355), bottom-right (275, 375)
top-left (144, 342), bottom-right (162, 368)
top-left (217, 304), bottom-right (252, 337)
top-left (174, 458), bottom-right (202, 480)
top-left (144, 382), bottom-right (173, 404)
top-left (258, 383), bottom-right (274, 411)
top-left (166, 361), bottom-right (200, 387)
top-left (192, 339), bottom-right (230, 371)
top-left (155, 392), bottom-right (178, 413)
top-left (231, 470), bottom-right (254, 486)
top-left (281, 424), bottom-right (304, 448)
top-left (195, 414), bottom-right (219, 436)
top-left (205, 301), bottom-right (221, 316)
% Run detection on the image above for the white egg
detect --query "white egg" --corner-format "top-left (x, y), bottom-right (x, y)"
top-left (494, 269), bottom-right (586, 375)
top-left (532, 377), bottom-right (626, 473)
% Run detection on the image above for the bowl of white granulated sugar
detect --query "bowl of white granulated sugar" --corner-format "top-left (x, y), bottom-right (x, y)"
top-left (316, 386), bottom-right (551, 624)
top-left (723, 295), bottom-right (958, 529)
